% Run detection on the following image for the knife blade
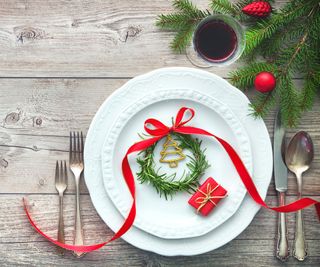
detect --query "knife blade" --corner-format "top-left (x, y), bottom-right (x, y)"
top-left (274, 110), bottom-right (289, 261)
top-left (274, 110), bottom-right (287, 192)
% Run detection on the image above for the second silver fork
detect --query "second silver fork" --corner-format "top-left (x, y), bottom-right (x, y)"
top-left (69, 131), bottom-right (85, 258)
top-left (55, 160), bottom-right (68, 256)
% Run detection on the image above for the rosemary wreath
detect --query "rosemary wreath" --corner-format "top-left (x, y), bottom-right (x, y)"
top-left (136, 133), bottom-right (210, 199)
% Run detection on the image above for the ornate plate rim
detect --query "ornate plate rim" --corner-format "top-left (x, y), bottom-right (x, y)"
top-left (101, 88), bottom-right (252, 239)
top-left (84, 67), bottom-right (273, 256)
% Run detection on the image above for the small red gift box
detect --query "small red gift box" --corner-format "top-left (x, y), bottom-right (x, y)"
top-left (188, 177), bottom-right (228, 216)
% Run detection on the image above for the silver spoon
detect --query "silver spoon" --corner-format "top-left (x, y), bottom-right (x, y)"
top-left (285, 131), bottom-right (314, 261)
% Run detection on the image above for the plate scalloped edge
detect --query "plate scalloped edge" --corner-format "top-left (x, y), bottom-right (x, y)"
top-left (101, 88), bottom-right (253, 239)
top-left (84, 67), bottom-right (273, 256)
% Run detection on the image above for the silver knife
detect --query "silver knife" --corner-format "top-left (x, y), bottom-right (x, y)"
top-left (274, 110), bottom-right (289, 261)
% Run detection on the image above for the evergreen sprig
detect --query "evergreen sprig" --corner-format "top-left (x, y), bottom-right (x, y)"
top-left (156, 0), bottom-right (273, 52)
top-left (249, 91), bottom-right (276, 118)
top-left (156, 0), bottom-right (210, 52)
top-left (136, 133), bottom-right (210, 199)
top-left (243, 0), bottom-right (306, 56)
top-left (210, 0), bottom-right (238, 16)
top-left (231, 0), bottom-right (320, 127)
top-left (157, 0), bottom-right (320, 127)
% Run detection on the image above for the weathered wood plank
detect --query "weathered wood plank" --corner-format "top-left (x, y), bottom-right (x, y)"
top-left (0, 79), bottom-right (122, 134)
top-left (0, 195), bottom-right (319, 266)
top-left (1, 0), bottom-right (319, 265)
top-left (0, 0), bottom-right (289, 77)
top-left (1, 135), bottom-right (320, 196)
top-left (1, 240), bottom-right (320, 267)
top-left (1, 195), bottom-right (319, 243)
top-left (0, 79), bottom-right (319, 195)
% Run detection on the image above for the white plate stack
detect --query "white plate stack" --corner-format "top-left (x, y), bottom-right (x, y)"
top-left (84, 67), bottom-right (272, 256)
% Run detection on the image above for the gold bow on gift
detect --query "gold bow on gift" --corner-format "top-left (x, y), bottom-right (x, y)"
top-left (195, 183), bottom-right (227, 212)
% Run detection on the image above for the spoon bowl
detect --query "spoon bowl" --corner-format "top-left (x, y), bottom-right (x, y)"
top-left (285, 131), bottom-right (314, 178)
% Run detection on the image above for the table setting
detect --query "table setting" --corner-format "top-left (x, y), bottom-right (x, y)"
top-left (24, 66), bottom-right (319, 259)
top-left (1, 0), bottom-right (320, 266)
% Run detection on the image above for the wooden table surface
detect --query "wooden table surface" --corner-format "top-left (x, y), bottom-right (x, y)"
top-left (0, 0), bottom-right (319, 266)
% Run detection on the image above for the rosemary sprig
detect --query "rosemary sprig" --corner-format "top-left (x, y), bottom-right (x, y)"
top-left (136, 133), bottom-right (210, 199)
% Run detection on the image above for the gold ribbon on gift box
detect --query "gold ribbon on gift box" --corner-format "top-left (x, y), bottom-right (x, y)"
top-left (195, 183), bottom-right (227, 212)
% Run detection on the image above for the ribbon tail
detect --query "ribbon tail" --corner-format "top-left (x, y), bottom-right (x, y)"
top-left (176, 126), bottom-right (320, 219)
top-left (23, 197), bottom-right (107, 252)
top-left (23, 135), bottom-right (163, 252)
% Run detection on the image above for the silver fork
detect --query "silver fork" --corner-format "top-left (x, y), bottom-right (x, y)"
top-left (55, 160), bottom-right (68, 256)
top-left (69, 131), bottom-right (85, 258)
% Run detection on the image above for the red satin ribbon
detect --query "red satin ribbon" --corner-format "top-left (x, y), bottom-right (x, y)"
top-left (23, 107), bottom-right (320, 253)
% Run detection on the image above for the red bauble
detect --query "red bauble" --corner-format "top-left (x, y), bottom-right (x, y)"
top-left (254, 71), bottom-right (276, 93)
top-left (242, 1), bottom-right (272, 18)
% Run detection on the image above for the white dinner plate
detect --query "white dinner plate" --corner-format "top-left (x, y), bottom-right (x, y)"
top-left (84, 67), bottom-right (273, 256)
top-left (101, 90), bottom-right (252, 239)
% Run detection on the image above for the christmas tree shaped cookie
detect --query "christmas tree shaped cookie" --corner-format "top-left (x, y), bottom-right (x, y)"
top-left (159, 134), bottom-right (186, 168)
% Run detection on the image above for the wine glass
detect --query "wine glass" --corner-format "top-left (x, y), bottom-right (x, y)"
top-left (186, 14), bottom-right (245, 68)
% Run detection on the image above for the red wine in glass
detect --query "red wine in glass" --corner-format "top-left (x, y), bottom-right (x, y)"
top-left (194, 19), bottom-right (238, 63)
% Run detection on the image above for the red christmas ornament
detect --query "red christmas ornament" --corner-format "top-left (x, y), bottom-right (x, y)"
top-left (242, 1), bottom-right (272, 18)
top-left (254, 71), bottom-right (276, 93)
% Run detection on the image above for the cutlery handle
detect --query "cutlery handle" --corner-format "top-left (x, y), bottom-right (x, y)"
top-left (293, 209), bottom-right (307, 261)
top-left (57, 194), bottom-right (65, 255)
top-left (73, 175), bottom-right (85, 258)
top-left (276, 192), bottom-right (289, 261)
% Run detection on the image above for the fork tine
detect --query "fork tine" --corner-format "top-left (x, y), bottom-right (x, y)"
top-left (69, 131), bottom-right (85, 253)
top-left (72, 131), bottom-right (77, 163)
top-left (74, 131), bottom-right (77, 162)
top-left (80, 132), bottom-right (84, 161)
top-left (55, 161), bottom-right (59, 185)
top-left (63, 160), bottom-right (68, 186)
top-left (77, 132), bottom-right (80, 160)
top-left (69, 132), bottom-right (73, 164)
top-left (71, 132), bottom-right (74, 161)
top-left (73, 131), bottom-right (77, 163)
top-left (60, 161), bottom-right (63, 183)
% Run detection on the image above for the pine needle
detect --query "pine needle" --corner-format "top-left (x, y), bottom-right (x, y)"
top-left (210, 0), bottom-right (238, 16)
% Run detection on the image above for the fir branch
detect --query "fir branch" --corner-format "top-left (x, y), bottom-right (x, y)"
top-left (233, 0), bottom-right (320, 126)
top-left (278, 4), bottom-right (319, 73)
top-left (156, 0), bottom-right (210, 52)
top-left (260, 22), bottom-right (305, 60)
top-left (312, 70), bottom-right (320, 85)
top-left (173, 0), bottom-right (209, 18)
top-left (278, 75), bottom-right (301, 127)
top-left (156, 13), bottom-right (195, 30)
top-left (300, 72), bottom-right (318, 111)
top-left (156, 0), bottom-right (320, 127)
top-left (170, 24), bottom-right (196, 53)
top-left (210, 0), bottom-right (238, 16)
top-left (244, 1), bottom-right (309, 56)
top-left (249, 91), bottom-right (276, 118)
top-left (309, 11), bottom-right (320, 41)
top-left (278, 31), bottom-right (309, 73)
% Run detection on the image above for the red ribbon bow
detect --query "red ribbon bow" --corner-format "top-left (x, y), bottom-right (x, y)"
top-left (23, 107), bottom-right (320, 253)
